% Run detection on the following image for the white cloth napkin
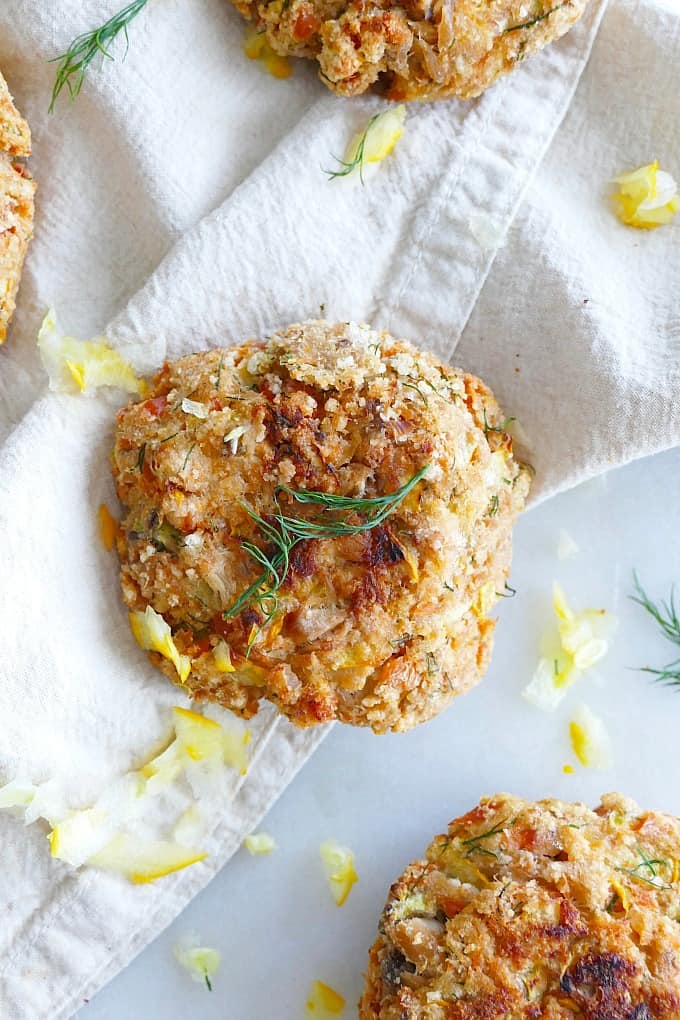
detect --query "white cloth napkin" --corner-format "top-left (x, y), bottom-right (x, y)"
top-left (1, 0), bottom-right (680, 1016)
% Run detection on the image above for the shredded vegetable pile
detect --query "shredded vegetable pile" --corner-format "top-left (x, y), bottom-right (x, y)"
top-left (522, 579), bottom-right (616, 771)
top-left (523, 581), bottom-right (616, 712)
top-left (38, 308), bottom-right (144, 396)
top-left (0, 706), bottom-right (250, 883)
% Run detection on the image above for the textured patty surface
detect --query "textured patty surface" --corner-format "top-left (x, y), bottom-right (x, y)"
top-left (360, 792), bottom-right (680, 1018)
top-left (0, 70), bottom-right (34, 345)
top-left (112, 321), bottom-right (528, 732)
top-left (232, 0), bottom-right (588, 100)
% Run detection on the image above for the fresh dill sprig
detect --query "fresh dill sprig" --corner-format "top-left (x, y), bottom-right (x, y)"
top-left (632, 572), bottom-right (680, 644)
top-left (503, 0), bottom-right (570, 33)
top-left (224, 465), bottom-right (429, 626)
top-left (181, 443), bottom-right (196, 472)
top-left (49, 0), bottom-right (151, 113)
top-left (488, 494), bottom-right (499, 517)
top-left (324, 114), bottom-right (380, 184)
top-left (136, 443), bottom-right (146, 472)
top-left (461, 816), bottom-right (515, 859)
top-left (630, 572), bottom-right (680, 688)
top-left (616, 846), bottom-right (671, 890)
top-left (482, 408), bottom-right (515, 438)
top-left (402, 381), bottom-right (429, 406)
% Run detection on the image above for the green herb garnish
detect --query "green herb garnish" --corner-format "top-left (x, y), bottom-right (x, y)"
top-left (224, 465), bottom-right (429, 626)
top-left (616, 846), bottom-right (671, 890)
top-left (402, 381), bottom-right (429, 406)
top-left (136, 443), bottom-right (146, 472)
top-left (462, 816), bottom-right (515, 859)
top-left (488, 494), bottom-right (499, 517)
top-left (181, 443), bottom-right (196, 472)
top-left (50, 0), bottom-right (151, 112)
top-left (631, 572), bottom-right (680, 687)
top-left (324, 113), bottom-right (380, 185)
top-left (503, 0), bottom-right (570, 33)
top-left (483, 408), bottom-right (515, 438)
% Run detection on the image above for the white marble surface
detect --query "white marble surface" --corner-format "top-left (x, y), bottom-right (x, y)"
top-left (77, 448), bottom-right (680, 1019)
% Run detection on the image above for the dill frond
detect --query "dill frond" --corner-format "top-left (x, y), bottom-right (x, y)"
top-left (616, 847), bottom-right (671, 890)
top-left (503, 0), bottom-right (570, 34)
top-left (224, 465), bottom-right (429, 625)
top-left (324, 113), bottom-right (380, 184)
top-left (402, 381), bottom-right (429, 405)
top-left (50, 0), bottom-right (151, 112)
top-left (630, 572), bottom-right (680, 688)
top-left (461, 816), bottom-right (515, 859)
top-left (181, 442), bottom-right (196, 472)
top-left (482, 408), bottom-right (515, 438)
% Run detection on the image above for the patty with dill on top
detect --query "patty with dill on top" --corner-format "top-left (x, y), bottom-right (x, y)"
top-left (361, 792), bottom-right (680, 1018)
top-left (232, 0), bottom-right (588, 101)
top-left (112, 320), bottom-right (529, 732)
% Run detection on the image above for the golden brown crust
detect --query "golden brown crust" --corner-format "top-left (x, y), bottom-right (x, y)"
top-left (0, 71), bottom-right (31, 158)
top-left (232, 0), bottom-right (589, 101)
top-left (0, 71), bottom-right (34, 345)
top-left (112, 321), bottom-right (529, 731)
top-left (360, 792), bottom-right (680, 1018)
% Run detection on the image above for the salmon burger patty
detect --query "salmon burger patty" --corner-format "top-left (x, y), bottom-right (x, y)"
top-left (231, 0), bottom-right (589, 101)
top-left (361, 792), bottom-right (680, 1018)
top-left (112, 320), bottom-right (529, 732)
top-left (0, 70), bottom-right (34, 345)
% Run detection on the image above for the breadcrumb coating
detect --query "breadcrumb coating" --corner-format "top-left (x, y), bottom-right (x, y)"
top-left (360, 792), bottom-right (680, 1018)
top-left (112, 321), bottom-right (528, 732)
top-left (231, 0), bottom-right (588, 101)
top-left (0, 71), bottom-right (34, 345)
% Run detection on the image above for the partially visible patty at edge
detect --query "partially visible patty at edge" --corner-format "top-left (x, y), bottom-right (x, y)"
top-left (0, 70), bottom-right (34, 345)
top-left (232, 0), bottom-right (588, 101)
top-left (361, 792), bottom-right (680, 1018)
